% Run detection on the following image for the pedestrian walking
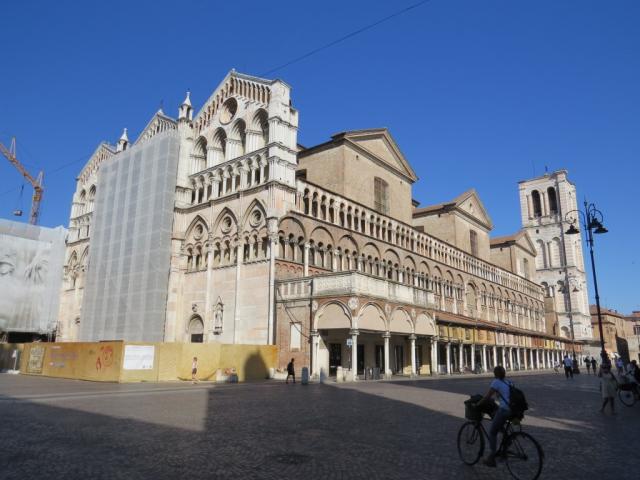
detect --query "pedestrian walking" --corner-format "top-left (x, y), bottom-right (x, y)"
top-left (563, 355), bottom-right (574, 379)
top-left (591, 357), bottom-right (597, 375)
top-left (615, 357), bottom-right (624, 375)
top-left (598, 363), bottom-right (617, 414)
top-left (192, 356), bottom-right (199, 384)
top-left (286, 358), bottom-right (296, 384)
top-left (585, 356), bottom-right (592, 374)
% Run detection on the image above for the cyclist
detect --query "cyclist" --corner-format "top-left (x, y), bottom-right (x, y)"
top-left (478, 365), bottom-right (512, 467)
top-left (625, 360), bottom-right (640, 398)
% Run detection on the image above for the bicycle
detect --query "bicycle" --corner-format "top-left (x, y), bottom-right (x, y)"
top-left (617, 379), bottom-right (639, 407)
top-left (457, 401), bottom-right (544, 480)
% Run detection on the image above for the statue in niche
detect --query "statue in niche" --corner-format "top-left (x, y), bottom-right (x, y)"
top-left (213, 299), bottom-right (224, 334)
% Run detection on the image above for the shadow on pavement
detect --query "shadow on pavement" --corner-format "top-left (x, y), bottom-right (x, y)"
top-left (0, 372), bottom-right (637, 480)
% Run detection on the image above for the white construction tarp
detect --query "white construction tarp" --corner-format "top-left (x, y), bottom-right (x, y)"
top-left (0, 219), bottom-right (66, 334)
top-left (79, 131), bottom-right (179, 342)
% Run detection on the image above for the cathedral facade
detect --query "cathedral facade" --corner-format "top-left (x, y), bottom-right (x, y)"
top-left (57, 70), bottom-right (578, 378)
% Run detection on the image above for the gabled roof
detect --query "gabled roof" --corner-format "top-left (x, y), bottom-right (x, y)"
top-left (490, 230), bottom-right (536, 255)
top-left (413, 189), bottom-right (493, 230)
top-left (299, 128), bottom-right (418, 183)
top-left (134, 109), bottom-right (177, 146)
top-left (78, 142), bottom-right (115, 184)
top-left (193, 69), bottom-right (281, 126)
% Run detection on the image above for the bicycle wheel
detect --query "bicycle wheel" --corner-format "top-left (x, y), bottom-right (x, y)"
top-left (457, 421), bottom-right (484, 465)
top-left (618, 389), bottom-right (635, 407)
top-left (504, 431), bottom-right (543, 480)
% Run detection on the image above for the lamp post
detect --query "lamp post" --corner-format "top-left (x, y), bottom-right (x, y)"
top-left (565, 200), bottom-right (609, 366)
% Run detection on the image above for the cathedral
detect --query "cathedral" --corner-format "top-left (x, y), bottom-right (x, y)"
top-left (57, 70), bottom-right (579, 379)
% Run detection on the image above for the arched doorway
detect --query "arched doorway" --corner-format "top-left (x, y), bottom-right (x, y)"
top-left (188, 316), bottom-right (204, 343)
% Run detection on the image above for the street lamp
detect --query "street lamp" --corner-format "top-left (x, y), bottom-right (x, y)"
top-left (565, 200), bottom-right (609, 366)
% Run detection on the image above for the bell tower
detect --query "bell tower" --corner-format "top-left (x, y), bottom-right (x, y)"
top-left (518, 170), bottom-right (593, 341)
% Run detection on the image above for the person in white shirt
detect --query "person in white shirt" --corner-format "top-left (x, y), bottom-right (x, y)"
top-left (191, 356), bottom-right (199, 384)
top-left (479, 366), bottom-right (512, 467)
top-left (563, 355), bottom-right (574, 379)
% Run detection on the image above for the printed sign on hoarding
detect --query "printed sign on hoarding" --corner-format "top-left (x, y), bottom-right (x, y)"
top-left (122, 345), bottom-right (155, 370)
top-left (27, 345), bottom-right (45, 373)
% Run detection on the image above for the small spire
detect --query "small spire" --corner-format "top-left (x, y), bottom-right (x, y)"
top-left (117, 128), bottom-right (129, 152)
top-left (179, 90), bottom-right (193, 121)
top-left (182, 90), bottom-right (192, 107)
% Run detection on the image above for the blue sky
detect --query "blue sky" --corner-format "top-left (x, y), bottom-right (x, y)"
top-left (1, 1), bottom-right (638, 313)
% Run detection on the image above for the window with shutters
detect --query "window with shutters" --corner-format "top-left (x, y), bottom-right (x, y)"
top-left (470, 230), bottom-right (478, 256)
top-left (374, 177), bottom-right (389, 215)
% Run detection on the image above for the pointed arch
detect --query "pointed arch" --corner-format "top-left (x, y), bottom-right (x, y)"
top-left (240, 198), bottom-right (267, 233)
top-left (230, 118), bottom-right (247, 155)
top-left (314, 301), bottom-right (352, 330)
top-left (251, 108), bottom-right (269, 148)
top-left (357, 302), bottom-right (387, 332)
top-left (186, 214), bottom-right (209, 236)
top-left (415, 313), bottom-right (436, 336)
top-left (389, 308), bottom-right (413, 334)
top-left (79, 246), bottom-right (89, 267)
top-left (212, 207), bottom-right (239, 239)
top-left (212, 128), bottom-right (227, 153)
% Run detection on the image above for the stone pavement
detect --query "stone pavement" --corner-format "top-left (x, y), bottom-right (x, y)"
top-left (0, 371), bottom-right (637, 479)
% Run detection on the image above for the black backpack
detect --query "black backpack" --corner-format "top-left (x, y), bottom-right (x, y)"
top-left (499, 380), bottom-right (529, 419)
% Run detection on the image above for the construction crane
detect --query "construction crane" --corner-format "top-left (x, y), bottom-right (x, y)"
top-left (0, 137), bottom-right (44, 225)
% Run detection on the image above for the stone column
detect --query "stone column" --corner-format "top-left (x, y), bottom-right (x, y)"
top-left (536, 349), bottom-right (541, 369)
top-left (267, 225), bottom-right (278, 345)
top-left (501, 347), bottom-right (506, 368)
top-left (260, 161), bottom-right (267, 182)
top-left (233, 241), bottom-right (243, 344)
top-left (383, 332), bottom-right (391, 379)
top-left (524, 348), bottom-right (529, 370)
top-left (303, 243), bottom-right (310, 276)
top-left (493, 345), bottom-right (498, 368)
top-left (431, 337), bottom-right (438, 375)
top-left (446, 342), bottom-right (452, 375)
top-left (516, 347), bottom-right (521, 370)
top-left (471, 343), bottom-right (476, 372)
top-left (231, 169), bottom-right (237, 192)
top-left (222, 174), bottom-right (228, 196)
top-left (482, 345), bottom-right (487, 372)
top-left (409, 334), bottom-right (417, 376)
top-left (530, 349), bottom-right (535, 369)
top-left (350, 329), bottom-right (359, 381)
top-left (544, 350), bottom-right (549, 369)
top-left (310, 331), bottom-right (319, 378)
top-left (458, 343), bottom-right (464, 373)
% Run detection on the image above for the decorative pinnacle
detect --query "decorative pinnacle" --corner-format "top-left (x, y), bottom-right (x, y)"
top-left (182, 90), bottom-right (192, 107)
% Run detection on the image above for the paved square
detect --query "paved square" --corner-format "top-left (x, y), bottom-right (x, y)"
top-left (0, 372), bottom-right (637, 479)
